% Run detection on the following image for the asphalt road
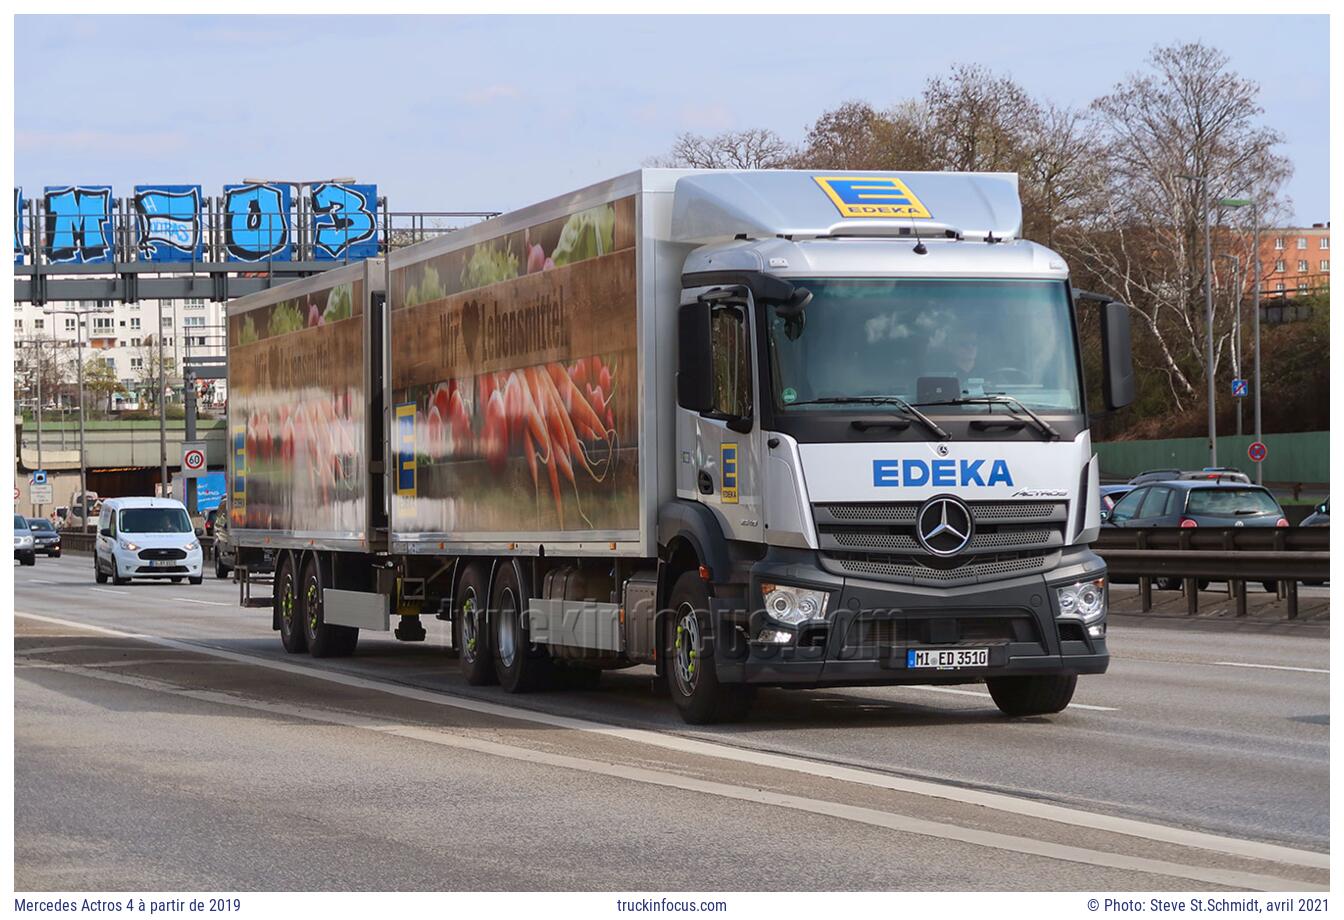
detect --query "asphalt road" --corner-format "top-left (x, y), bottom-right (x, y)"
top-left (13, 554), bottom-right (1330, 891)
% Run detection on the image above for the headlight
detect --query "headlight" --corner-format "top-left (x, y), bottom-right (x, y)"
top-left (119, 539), bottom-right (140, 552)
top-left (184, 540), bottom-right (200, 552)
top-left (1057, 578), bottom-right (1107, 624)
top-left (760, 582), bottom-right (831, 626)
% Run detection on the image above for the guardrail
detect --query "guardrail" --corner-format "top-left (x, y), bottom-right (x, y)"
top-left (59, 531), bottom-right (215, 557)
top-left (1094, 527), bottom-right (1329, 619)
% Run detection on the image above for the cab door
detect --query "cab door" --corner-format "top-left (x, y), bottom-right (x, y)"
top-left (689, 296), bottom-right (764, 543)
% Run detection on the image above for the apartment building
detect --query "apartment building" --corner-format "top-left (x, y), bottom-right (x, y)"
top-left (13, 291), bottom-right (228, 410)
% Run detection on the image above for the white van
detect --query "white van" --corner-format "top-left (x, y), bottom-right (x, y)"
top-left (94, 497), bottom-right (204, 585)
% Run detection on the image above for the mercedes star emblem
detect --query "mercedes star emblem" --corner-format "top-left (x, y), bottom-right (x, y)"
top-left (915, 495), bottom-right (975, 557)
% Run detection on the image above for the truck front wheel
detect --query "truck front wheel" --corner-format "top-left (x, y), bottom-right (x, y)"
top-left (986, 674), bottom-right (1077, 717)
top-left (301, 557), bottom-right (358, 658)
top-left (454, 564), bottom-right (496, 685)
top-left (491, 563), bottom-right (550, 693)
top-left (275, 555), bottom-right (307, 654)
top-left (665, 571), bottom-right (753, 725)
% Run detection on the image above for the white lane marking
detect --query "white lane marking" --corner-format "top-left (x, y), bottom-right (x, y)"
top-left (26, 578), bottom-right (58, 585)
top-left (1214, 661), bottom-right (1328, 675)
top-left (14, 610), bottom-right (1327, 872)
top-left (908, 685), bottom-right (1119, 712)
top-left (19, 656), bottom-right (1322, 892)
top-left (89, 587), bottom-right (130, 596)
top-left (172, 596), bottom-right (232, 607)
top-left (20, 658), bottom-right (230, 669)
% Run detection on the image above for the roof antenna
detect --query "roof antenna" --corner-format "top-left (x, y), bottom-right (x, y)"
top-left (911, 219), bottom-right (927, 255)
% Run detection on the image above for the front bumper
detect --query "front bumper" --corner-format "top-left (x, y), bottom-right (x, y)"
top-left (113, 548), bottom-right (204, 578)
top-left (712, 546), bottom-right (1109, 688)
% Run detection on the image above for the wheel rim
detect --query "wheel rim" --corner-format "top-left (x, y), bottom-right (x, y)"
top-left (461, 588), bottom-right (480, 662)
top-left (673, 604), bottom-right (700, 697)
top-left (306, 577), bottom-right (321, 633)
top-left (280, 570), bottom-right (296, 631)
top-left (497, 586), bottom-right (517, 669)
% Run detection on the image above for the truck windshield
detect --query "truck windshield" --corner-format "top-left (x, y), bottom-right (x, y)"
top-left (118, 508), bottom-right (193, 534)
top-left (767, 278), bottom-right (1082, 415)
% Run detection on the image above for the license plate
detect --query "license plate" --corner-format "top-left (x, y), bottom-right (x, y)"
top-left (907, 647), bottom-right (989, 670)
top-left (150, 559), bottom-right (177, 568)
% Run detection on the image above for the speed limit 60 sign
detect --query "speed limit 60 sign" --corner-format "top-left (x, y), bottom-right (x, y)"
top-left (181, 441), bottom-right (208, 478)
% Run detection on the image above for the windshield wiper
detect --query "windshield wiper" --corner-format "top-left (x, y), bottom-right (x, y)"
top-left (913, 395), bottom-right (1061, 440)
top-left (787, 395), bottom-right (950, 440)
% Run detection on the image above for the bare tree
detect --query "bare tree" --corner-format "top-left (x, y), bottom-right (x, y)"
top-left (923, 64), bottom-right (1041, 173)
top-left (13, 335), bottom-right (74, 412)
top-left (133, 334), bottom-right (178, 410)
top-left (648, 128), bottom-right (795, 169)
top-left (1063, 41), bottom-right (1291, 408)
top-left (790, 100), bottom-right (929, 171)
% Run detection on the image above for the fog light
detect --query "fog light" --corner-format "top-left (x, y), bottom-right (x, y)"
top-left (1087, 623), bottom-right (1106, 639)
top-left (756, 628), bottom-right (794, 645)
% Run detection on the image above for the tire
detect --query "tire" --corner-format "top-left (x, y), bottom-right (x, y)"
top-left (491, 562), bottom-right (550, 693)
top-left (214, 553), bottom-right (229, 579)
top-left (112, 558), bottom-right (130, 586)
top-left (301, 556), bottom-right (358, 658)
top-left (664, 570), bottom-right (754, 725)
top-left (95, 555), bottom-right (108, 584)
top-left (1262, 580), bottom-right (1278, 593)
top-left (275, 555), bottom-right (307, 654)
top-left (986, 674), bottom-right (1077, 717)
top-left (188, 575), bottom-right (203, 586)
top-left (1157, 577), bottom-right (1209, 591)
top-left (453, 563), bottom-right (496, 685)
top-left (20, 552), bottom-right (36, 567)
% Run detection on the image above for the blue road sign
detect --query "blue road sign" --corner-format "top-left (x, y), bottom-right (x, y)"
top-left (32, 469), bottom-right (47, 485)
top-left (1231, 378), bottom-right (1248, 398)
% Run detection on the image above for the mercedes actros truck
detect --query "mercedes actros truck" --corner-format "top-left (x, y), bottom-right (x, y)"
top-left (227, 169), bottom-right (1135, 723)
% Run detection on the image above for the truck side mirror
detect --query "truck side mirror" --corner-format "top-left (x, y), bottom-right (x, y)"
top-left (677, 301), bottom-right (712, 413)
top-left (1100, 300), bottom-right (1136, 410)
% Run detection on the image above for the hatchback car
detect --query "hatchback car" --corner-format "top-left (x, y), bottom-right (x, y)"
top-left (26, 517), bottom-right (62, 557)
top-left (1301, 497), bottom-right (1329, 528)
top-left (94, 497), bottom-right (204, 585)
top-left (14, 513), bottom-right (36, 566)
top-left (1103, 481), bottom-right (1287, 590)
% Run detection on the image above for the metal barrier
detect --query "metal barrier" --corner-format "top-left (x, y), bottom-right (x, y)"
top-left (1094, 527), bottom-right (1329, 619)
top-left (58, 531), bottom-right (215, 557)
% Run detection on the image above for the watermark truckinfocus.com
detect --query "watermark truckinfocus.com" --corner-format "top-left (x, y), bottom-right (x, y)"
top-left (616, 897), bottom-right (728, 912)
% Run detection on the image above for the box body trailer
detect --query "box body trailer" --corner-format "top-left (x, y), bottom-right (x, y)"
top-left (229, 169), bottom-right (1136, 723)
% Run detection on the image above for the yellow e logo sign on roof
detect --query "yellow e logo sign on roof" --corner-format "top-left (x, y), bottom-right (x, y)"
top-left (814, 176), bottom-right (933, 219)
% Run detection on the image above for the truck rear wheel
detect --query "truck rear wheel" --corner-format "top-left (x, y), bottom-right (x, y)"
top-left (986, 674), bottom-right (1077, 717)
top-left (665, 570), bottom-right (753, 725)
top-left (301, 557), bottom-right (358, 658)
top-left (275, 555), bottom-right (307, 654)
top-left (491, 563), bottom-right (550, 693)
top-left (454, 564), bottom-right (496, 685)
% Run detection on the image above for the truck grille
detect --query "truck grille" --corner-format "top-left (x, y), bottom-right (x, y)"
top-left (813, 500), bottom-right (1068, 586)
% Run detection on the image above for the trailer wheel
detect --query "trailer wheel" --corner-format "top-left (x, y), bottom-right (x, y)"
top-left (453, 564), bottom-right (496, 685)
top-left (275, 555), bottom-right (307, 654)
top-left (491, 563), bottom-right (550, 693)
top-left (986, 674), bottom-right (1077, 717)
top-left (664, 570), bottom-right (753, 725)
top-left (301, 557), bottom-right (358, 658)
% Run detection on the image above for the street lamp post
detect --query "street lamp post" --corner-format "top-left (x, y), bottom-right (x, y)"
top-left (42, 304), bottom-right (113, 530)
top-left (1220, 197), bottom-right (1263, 483)
top-left (1179, 174), bottom-right (1218, 467)
top-left (159, 300), bottom-right (168, 498)
top-left (1218, 253), bottom-right (1242, 436)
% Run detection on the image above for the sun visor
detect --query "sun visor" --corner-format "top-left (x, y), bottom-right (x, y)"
top-left (669, 170), bottom-right (1021, 243)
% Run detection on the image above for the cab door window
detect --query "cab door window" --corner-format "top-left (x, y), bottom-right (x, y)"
top-left (710, 304), bottom-right (752, 420)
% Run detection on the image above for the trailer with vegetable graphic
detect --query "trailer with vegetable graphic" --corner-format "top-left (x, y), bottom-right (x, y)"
top-left (229, 169), bottom-right (1130, 725)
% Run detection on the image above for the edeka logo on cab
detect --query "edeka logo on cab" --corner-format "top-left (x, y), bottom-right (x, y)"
top-left (872, 458), bottom-right (1014, 488)
top-left (814, 176), bottom-right (933, 220)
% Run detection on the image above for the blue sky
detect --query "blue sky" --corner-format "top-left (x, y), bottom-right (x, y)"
top-left (14, 14), bottom-right (1330, 225)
